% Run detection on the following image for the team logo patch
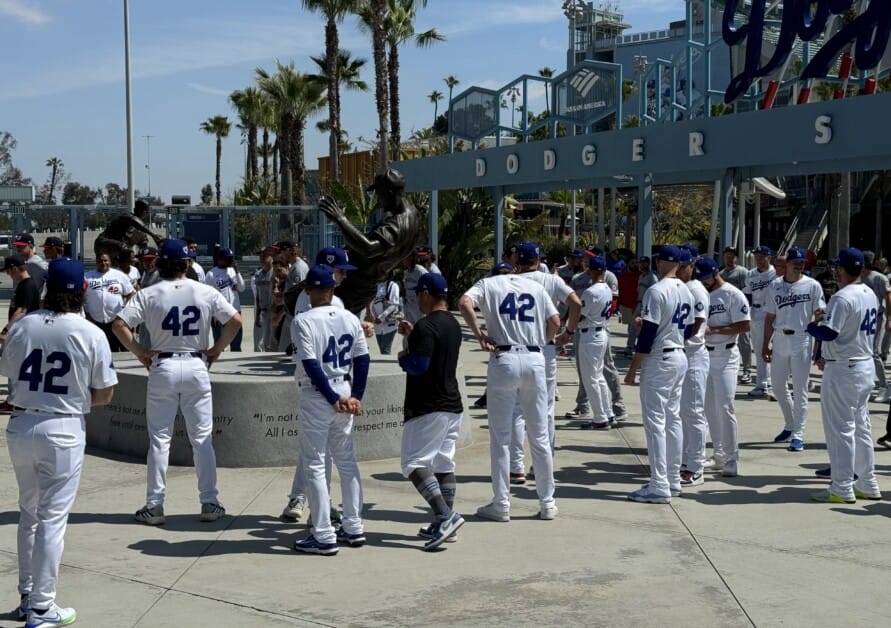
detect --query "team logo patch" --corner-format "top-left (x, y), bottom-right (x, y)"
top-left (326, 254), bottom-right (336, 264)
top-left (695, 302), bottom-right (704, 312)
top-left (741, 305), bottom-right (749, 315)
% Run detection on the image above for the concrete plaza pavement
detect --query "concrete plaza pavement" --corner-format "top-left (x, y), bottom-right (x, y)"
top-left (1, 310), bottom-right (890, 627)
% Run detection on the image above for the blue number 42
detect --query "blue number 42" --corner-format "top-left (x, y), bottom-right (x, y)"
top-left (162, 306), bottom-right (201, 336)
top-left (19, 349), bottom-right (71, 394)
top-left (861, 308), bottom-right (878, 335)
top-left (499, 293), bottom-right (536, 322)
top-left (672, 303), bottom-right (691, 330)
top-left (323, 334), bottom-right (354, 368)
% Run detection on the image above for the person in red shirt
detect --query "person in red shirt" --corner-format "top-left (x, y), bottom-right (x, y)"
top-left (617, 257), bottom-right (641, 355)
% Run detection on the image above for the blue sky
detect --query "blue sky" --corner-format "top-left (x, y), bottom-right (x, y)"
top-left (1, 0), bottom-right (683, 204)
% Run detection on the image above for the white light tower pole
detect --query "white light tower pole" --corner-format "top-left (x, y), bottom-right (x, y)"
top-left (143, 135), bottom-right (153, 198)
top-left (124, 0), bottom-right (135, 211)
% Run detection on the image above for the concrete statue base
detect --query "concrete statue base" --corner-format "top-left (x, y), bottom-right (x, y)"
top-left (85, 352), bottom-right (472, 468)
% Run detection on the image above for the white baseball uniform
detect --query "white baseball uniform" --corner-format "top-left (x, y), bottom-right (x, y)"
top-left (83, 268), bottom-right (134, 323)
top-left (402, 264), bottom-right (428, 324)
top-left (251, 266), bottom-right (275, 352)
top-left (816, 282), bottom-right (880, 498)
top-left (681, 278), bottom-right (710, 476)
top-left (704, 282), bottom-right (751, 466)
top-left (743, 265), bottom-right (776, 389)
top-left (764, 276), bottom-right (825, 441)
top-left (463, 274), bottom-right (558, 514)
top-left (1, 310), bottom-right (117, 611)
top-left (117, 279), bottom-right (237, 508)
top-left (294, 304), bottom-right (369, 544)
top-left (638, 277), bottom-right (693, 497)
top-left (277, 257), bottom-right (309, 352)
top-left (576, 281), bottom-right (615, 424)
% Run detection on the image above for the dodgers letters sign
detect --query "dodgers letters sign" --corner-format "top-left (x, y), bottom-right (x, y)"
top-left (723, 0), bottom-right (891, 103)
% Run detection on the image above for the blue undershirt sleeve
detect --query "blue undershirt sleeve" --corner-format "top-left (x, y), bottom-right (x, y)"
top-left (635, 320), bottom-right (659, 354)
top-left (301, 359), bottom-right (340, 405)
top-left (684, 323), bottom-right (695, 340)
top-left (398, 353), bottom-right (431, 376)
top-left (806, 322), bottom-right (839, 342)
top-left (351, 354), bottom-right (371, 400)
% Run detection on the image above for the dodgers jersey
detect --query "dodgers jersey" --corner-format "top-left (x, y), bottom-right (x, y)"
top-left (0, 311), bottom-right (118, 415)
top-left (579, 282), bottom-right (614, 328)
top-left (295, 290), bottom-right (345, 315)
top-left (463, 274), bottom-right (558, 347)
top-left (818, 283), bottom-right (879, 361)
top-left (685, 279), bottom-right (710, 348)
top-left (764, 275), bottom-right (825, 331)
top-left (117, 279), bottom-right (238, 352)
top-left (205, 267), bottom-right (246, 311)
top-left (572, 269), bottom-right (618, 297)
top-left (519, 270), bottom-right (574, 307)
top-left (640, 278), bottom-right (694, 351)
top-left (294, 304), bottom-right (369, 381)
top-left (744, 266), bottom-right (777, 314)
top-left (84, 268), bottom-right (135, 322)
top-left (706, 283), bottom-right (751, 345)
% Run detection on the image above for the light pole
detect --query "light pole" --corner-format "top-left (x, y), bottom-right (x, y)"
top-left (562, 0), bottom-right (586, 67)
top-left (634, 54), bottom-right (648, 121)
top-left (124, 0), bottom-right (134, 211)
top-left (143, 135), bottom-right (153, 198)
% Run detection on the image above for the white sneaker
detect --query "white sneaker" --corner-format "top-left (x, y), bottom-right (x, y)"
top-left (282, 495), bottom-right (306, 520)
top-left (476, 502), bottom-right (510, 522)
top-left (703, 457), bottom-right (724, 471)
top-left (875, 387), bottom-right (891, 403)
top-left (26, 603), bottom-right (76, 628)
top-left (748, 386), bottom-right (767, 398)
top-left (539, 504), bottom-right (558, 520)
top-left (722, 460), bottom-right (739, 477)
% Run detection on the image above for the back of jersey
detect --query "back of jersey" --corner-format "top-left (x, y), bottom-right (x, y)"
top-left (641, 278), bottom-right (693, 350)
top-left (519, 271), bottom-right (573, 307)
top-left (465, 274), bottom-right (558, 347)
top-left (118, 279), bottom-right (237, 352)
top-left (0, 311), bottom-right (117, 415)
top-left (294, 305), bottom-right (369, 381)
top-left (580, 282), bottom-right (614, 326)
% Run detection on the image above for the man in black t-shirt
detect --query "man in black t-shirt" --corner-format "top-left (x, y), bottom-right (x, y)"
top-left (396, 272), bottom-right (465, 551)
top-left (1, 255), bottom-right (41, 342)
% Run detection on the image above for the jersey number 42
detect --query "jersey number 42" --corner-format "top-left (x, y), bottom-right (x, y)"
top-left (162, 306), bottom-right (201, 336)
top-left (499, 293), bottom-right (536, 322)
top-left (19, 349), bottom-right (71, 394)
top-left (323, 334), bottom-right (354, 368)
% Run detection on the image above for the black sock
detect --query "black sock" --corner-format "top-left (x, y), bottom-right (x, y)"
top-left (409, 468), bottom-right (449, 518)
top-left (435, 472), bottom-right (456, 511)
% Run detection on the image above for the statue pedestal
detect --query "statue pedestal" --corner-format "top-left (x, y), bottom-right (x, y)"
top-left (86, 353), bottom-right (473, 468)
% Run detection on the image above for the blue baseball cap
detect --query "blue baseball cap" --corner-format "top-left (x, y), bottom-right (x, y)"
top-left (831, 247), bottom-right (865, 270)
top-left (45, 258), bottom-right (85, 292)
top-left (587, 255), bottom-right (607, 271)
top-left (657, 245), bottom-right (682, 263)
top-left (694, 257), bottom-right (719, 281)
top-left (753, 245), bottom-right (773, 256)
top-left (786, 246), bottom-right (806, 262)
top-left (677, 249), bottom-right (694, 265)
top-left (568, 248), bottom-right (586, 258)
top-left (492, 262), bottom-right (514, 274)
top-left (316, 246), bottom-right (357, 270)
top-left (613, 259), bottom-right (626, 272)
top-left (217, 247), bottom-right (235, 258)
top-left (303, 264), bottom-right (336, 288)
top-left (681, 243), bottom-right (700, 259)
top-left (160, 239), bottom-right (190, 260)
top-left (414, 272), bottom-right (448, 295)
top-left (517, 241), bottom-right (541, 263)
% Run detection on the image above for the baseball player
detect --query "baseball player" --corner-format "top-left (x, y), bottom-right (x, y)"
top-left (859, 251), bottom-right (891, 402)
top-left (721, 246), bottom-right (753, 384)
top-left (575, 255), bottom-right (615, 430)
top-left (400, 251), bottom-right (428, 324)
top-left (113, 239), bottom-right (242, 525)
top-left (205, 247), bottom-right (245, 351)
top-left (396, 272), bottom-right (465, 550)
top-left (84, 253), bottom-right (136, 352)
top-left (808, 248), bottom-right (881, 503)
top-left (2, 258), bottom-right (117, 628)
top-left (697, 257), bottom-right (751, 477)
top-left (183, 238), bottom-right (206, 282)
top-left (624, 245), bottom-right (694, 503)
top-left (12, 233), bottom-right (48, 294)
top-left (509, 242), bottom-right (581, 478)
top-left (276, 240), bottom-right (309, 352)
top-left (368, 276), bottom-right (401, 354)
top-left (677, 247), bottom-right (710, 485)
top-left (459, 259), bottom-right (560, 521)
top-left (252, 247), bottom-right (276, 351)
top-left (40, 236), bottom-right (65, 262)
top-left (292, 264), bottom-right (370, 556)
top-left (744, 246), bottom-right (777, 398)
top-left (762, 246), bottom-right (825, 451)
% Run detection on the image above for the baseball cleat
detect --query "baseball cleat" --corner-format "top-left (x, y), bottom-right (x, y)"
top-left (423, 512), bottom-right (465, 551)
top-left (565, 406), bottom-right (590, 418)
top-left (721, 461), bottom-right (739, 477)
top-left (134, 504), bottom-right (165, 526)
top-left (17, 594), bottom-right (30, 622)
top-left (418, 523), bottom-right (458, 543)
top-left (680, 470), bottom-right (704, 486)
top-left (854, 489), bottom-right (882, 500)
top-left (24, 603), bottom-right (76, 628)
top-left (200, 502), bottom-right (226, 522)
top-left (335, 528), bottom-right (366, 547)
top-left (627, 486), bottom-right (670, 504)
top-left (811, 490), bottom-right (856, 504)
top-left (738, 372), bottom-right (752, 385)
top-left (748, 386), bottom-right (767, 398)
top-left (293, 534), bottom-right (339, 555)
top-left (580, 420), bottom-right (610, 430)
top-left (788, 438), bottom-right (804, 452)
top-left (509, 472), bottom-right (526, 485)
top-left (282, 496), bottom-right (306, 520)
top-left (773, 430), bottom-right (792, 443)
top-left (703, 457), bottom-right (724, 472)
top-left (475, 503), bottom-right (510, 522)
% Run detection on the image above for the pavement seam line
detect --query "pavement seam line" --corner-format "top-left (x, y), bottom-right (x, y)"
top-left (613, 423), bottom-right (757, 627)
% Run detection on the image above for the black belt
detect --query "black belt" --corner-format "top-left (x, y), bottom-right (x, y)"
top-left (662, 347), bottom-right (681, 353)
top-left (12, 406), bottom-right (70, 416)
top-left (782, 329), bottom-right (799, 335)
top-left (752, 304), bottom-right (762, 308)
top-left (157, 352), bottom-right (203, 359)
top-left (706, 343), bottom-right (736, 351)
top-left (496, 345), bottom-right (541, 353)
top-left (579, 327), bottom-right (604, 333)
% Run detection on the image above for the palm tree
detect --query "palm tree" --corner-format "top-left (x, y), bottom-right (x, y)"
top-left (45, 156), bottom-right (63, 204)
top-left (443, 74), bottom-right (459, 136)
top-left (199, 116), bottom-right (231, 206)
top-left (538, 67), bottom-right (554, 114)
top-left (301, 0), bottom-right (359, 185)
top-left (367, 0), bottom-right (390, 169)
top-left (229, 87), bottom-right (264, 185)
top-left (428, 90), bottom-right (443, 126)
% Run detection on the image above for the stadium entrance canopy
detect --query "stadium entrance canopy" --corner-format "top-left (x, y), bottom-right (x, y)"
top-left (396, 0), bottom-right (891, 260)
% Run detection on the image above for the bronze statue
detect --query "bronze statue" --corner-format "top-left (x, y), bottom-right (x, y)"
top-left (94, 199), bottom-right (165, 260)
top-left (319, 168), bottom-right (421, 315)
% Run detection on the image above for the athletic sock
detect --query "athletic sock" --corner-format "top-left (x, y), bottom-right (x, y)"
top-left (409, 469), bottom-right (449, 518)
top-left (435, 472), bottom-right (456, 511)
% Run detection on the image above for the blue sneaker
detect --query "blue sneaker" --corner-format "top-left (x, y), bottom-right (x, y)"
top-left (423, 512), bottom-right (465, 551)
top-left (788, 438), bottom-right (804, 452)
top-left (335, 527), bottom-right (366, 547)
top-left (773, 430), bottom-right (792, 443)
top-left (25, 603), bottom-right (76, 628)
top-left (293, 534), bottom-right (339, 556)
top-left (17, 593), bottom-right (30, 621)
top-left (627, 485), bottom-right (670, 504)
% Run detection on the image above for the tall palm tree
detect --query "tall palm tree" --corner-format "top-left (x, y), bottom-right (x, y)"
top-left (367, 0), bottom-right (390, 169)
top-left (199, 115), bottom-right (231, 206)
top-left (538, 66), bottom-right (555, 114)
top-left (45, 156), bottom-right (63, 204)
top-left (443, 74), bottom-right (459, 133)
top-left (229, 87), bottom-right (264, 185)
top-left (428, 90), bottom-right (443, 125)
top-left (302, 0), bottom-right (358, 185)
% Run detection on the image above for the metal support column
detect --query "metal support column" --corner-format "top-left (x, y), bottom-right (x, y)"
top-left (570, 189), bottom-right (578, 248)
top-left (753, 192), bottom-right (762, 249)
top-left (719, 170), bottom-right (736, 254)
top-left (493, 188), bottom-right (505, 262)
top-left (737, 180), bottom-right (747, 256)
top-left (609, 187), bottom-right (617, 251)
top-left (637, 174), bottom-right (653, 257)
top-left (597, 188), bottom-right (605, 245)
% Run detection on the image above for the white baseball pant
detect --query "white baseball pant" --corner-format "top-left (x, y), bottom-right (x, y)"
top-left (401, 411), bottom-right (462, 477)
top-left (254, 310), bottom-right (275, 352)
top-left (487, 347), bottom-right (554, 513)
top-left (822, 360), bottom-right (880, 499)
top-left (750, 313), bottom-right (771, 389)
top-left (769, 331), bottom-right (813, 441)
top-left (873, 311), bottom-right (887, 388)
top-left (640, 349), bottom-right (687, 497)
top-left (298, 379), bottom-right (363, 544)
top-left (145, 355), bottom-right (219, 506)
top-left (578, 328), bottom-right (612, 423)
top-left (509, 344), bottom-right (557, 473)
top-left (705, 344), bottom-right (740, 465)
top-left (7, 414), bottom-right (85, 610)
top-left (681, 345), bottom-right (709, 474)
